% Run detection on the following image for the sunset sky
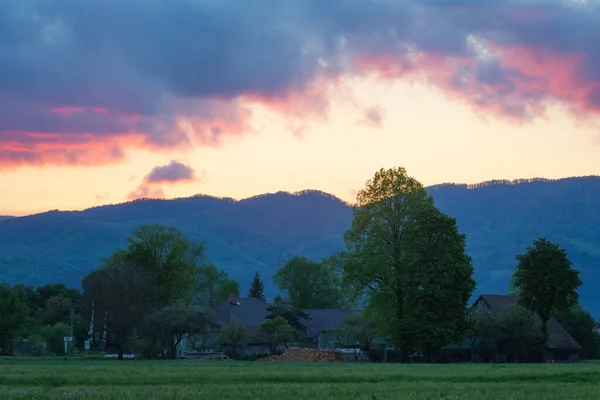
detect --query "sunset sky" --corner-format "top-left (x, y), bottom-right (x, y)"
top-left (1, 0), bottom-right (599, 216)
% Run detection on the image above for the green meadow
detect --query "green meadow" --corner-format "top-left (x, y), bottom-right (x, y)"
top-left (1, 358), bottom-right (600, 399)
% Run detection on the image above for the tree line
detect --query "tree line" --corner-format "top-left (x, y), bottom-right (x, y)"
top-left (1, 167), bottom-right (599, 361)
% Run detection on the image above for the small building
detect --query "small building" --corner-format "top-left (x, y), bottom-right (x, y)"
top-left (472, 294), bottom-right (581, 362)
top-left (181, 296), bottom-right (369, 358)
top-left (302, 309), bottom-right (364, 349)
top-left (211, 295), bottom-right (274, 356)
top-left (212, 295), bottom-right (269, 336)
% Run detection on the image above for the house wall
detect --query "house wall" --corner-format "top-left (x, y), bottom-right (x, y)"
top-left (176, 333), bottom-right (295, 358)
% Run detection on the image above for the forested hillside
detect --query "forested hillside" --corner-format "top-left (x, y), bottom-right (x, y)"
top-left (0, 177), bottom-right (598, 316)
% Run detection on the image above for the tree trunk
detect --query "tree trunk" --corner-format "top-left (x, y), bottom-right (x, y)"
top-left (118, 347), bottom-right (124, 360)
top-left (541, 321), bottom-right (549, 362)
top-left (394, 288), bottom-right (404, 360)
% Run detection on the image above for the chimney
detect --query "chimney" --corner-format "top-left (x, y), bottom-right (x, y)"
top-left (229, 293), bottom-right (237, 305)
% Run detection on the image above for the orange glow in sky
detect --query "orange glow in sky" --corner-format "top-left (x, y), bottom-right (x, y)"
top-left (1, 77), bottom-right (598, 216)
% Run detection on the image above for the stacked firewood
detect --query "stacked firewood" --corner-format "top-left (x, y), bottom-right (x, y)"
top-left (182, 352), bottom-right (230, 361)
top-left (257, 354), bottom-right (282, 361)
top-left (258, 348), bottom-right (342, 362)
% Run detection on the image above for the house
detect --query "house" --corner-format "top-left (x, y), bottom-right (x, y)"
top-left (178, 293), bottom-right (581, 362)
top-left (470, 294), bottom-right (581, 362)
top-left (212, 295), bottom-right (269, 335)
top-left (210, 295), bottom-right (275, 356)
top-left (186, 296), bottom-right (365, 356)
top-left (302, 309), bottom-right (364, 349)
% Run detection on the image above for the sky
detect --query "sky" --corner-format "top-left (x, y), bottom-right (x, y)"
top-left (1, 0), bottom-right (599, 216)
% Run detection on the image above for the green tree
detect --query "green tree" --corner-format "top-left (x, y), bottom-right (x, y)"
top-left (124, 224), bottom-right (205, 306)
top-left (332, 167), bottom-right (475, 359)
top-left (82, 256), bottom-right (156, 359)
top-left (41, 322), bottom-right (72, 355)
top-left (195, 263), bottom-right (240, 307)
top-left (512, 237), bottom-right (582, 359)
top-left (220, 316), bottom-right (247, 359)
top-left (247, 272), bottom-right (266, 302)
top-left (265, 299), bottom-right (310, 343)
top-left (555, 307), bottom-right (600, 360)
top-left (12, 284), bottom-right (39, 313)
top-left (495, 305), bottom-right (542, 362)
top-left (256, 316), bottom-right (292, 354)
top-left (334, 313), bottom-right (376, 361)
top-left (469, 304), bottom-right (542, 362)
top-left (467, 306), bottom-right (499, 361)
top-left (142, 304), bottom-right (220, 359)
top-left (82, 223), bottom-right (212, 358)
top-left (274, 255), bottom-right (344, 309)
top-left (0, 283), bottom-right (28, 355)
top-left (37, 295), bottom-right (74, 326)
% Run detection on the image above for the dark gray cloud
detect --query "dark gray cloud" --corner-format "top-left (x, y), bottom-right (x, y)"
top-left (127, 160), bottom-right (202, 200)
top-left (1, 0), bottom-right (599, 166)
top-left (147, 160), bottom-right (197, 184)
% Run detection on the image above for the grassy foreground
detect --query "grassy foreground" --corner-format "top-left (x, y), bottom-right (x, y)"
top-left (1, 358), bottom-right (599, 399)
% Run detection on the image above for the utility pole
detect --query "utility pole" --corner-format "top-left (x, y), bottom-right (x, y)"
top-left (66, 303), bottom-right (74, 358)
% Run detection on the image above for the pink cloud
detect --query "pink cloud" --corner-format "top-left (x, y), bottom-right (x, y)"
top-left (1, 0), bottom-right (599, 170)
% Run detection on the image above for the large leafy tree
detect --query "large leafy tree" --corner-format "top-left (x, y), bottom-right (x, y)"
top-left (0, 283), bottom-right (28, 355)
top-left (195, 263), bottom-right (240, 307)
top-left (82, 223), bottom-right (230, 358)
top-left (142, 304), bottom-right (220, 359)
top-left (82, 256), bottom-right (156, 359)
top-left (495, 305), bottom-right (543, 363)
top-left (35, 283), bottom-right (81, 307)
top-left (265, 298), bottom-right (310, 343)
top-left (332, 167), bottom-right (475, 359)
top-left (512, 237), bottom-right (582, 358)
top-left (247, 272), bottom-right (266, 302)
top-left (12, 284), bottom-right (40, 313)
top-left (274, 255), bottom-right (344, 309)
top-left (469, 304), bottom-right (542, 362)
top-left (124, 224), bottom-right (205, 306)
top-left (37, 295), bottom-right (75, 326)
top-left (256, 316), bottom-right (292, 355)
top-left (334, 313), bottom-right (376, 358)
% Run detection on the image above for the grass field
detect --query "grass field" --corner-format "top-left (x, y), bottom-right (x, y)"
top-left (1, 358), bottom-right (599, 399)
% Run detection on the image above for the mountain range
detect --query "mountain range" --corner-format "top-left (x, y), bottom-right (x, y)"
top-left (0, 176), bottom-right (599, 317)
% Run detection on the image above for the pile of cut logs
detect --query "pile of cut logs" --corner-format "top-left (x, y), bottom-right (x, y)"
top-left (181, 351), bottom-right (230, 361)
top-left (258, 348), bottom-right (342, 362)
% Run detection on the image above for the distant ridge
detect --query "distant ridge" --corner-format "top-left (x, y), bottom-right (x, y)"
top-left (14, 190), bottom-right (353, 218)
top-left (1, 176), bottom-right (599, 318)
top-left (429, 175), bottom-right (600, 191)
top-left (12, 175), bottom-right (600, 218)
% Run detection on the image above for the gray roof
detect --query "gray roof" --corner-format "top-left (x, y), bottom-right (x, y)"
top-left (474, 295), bottom-right (581, 350)
top-left (212, 297), bottom-right (269, 334)
top-left (211, 299), bottom-right (364, 338)
top-left (302, 309), bottom-right (364, 338)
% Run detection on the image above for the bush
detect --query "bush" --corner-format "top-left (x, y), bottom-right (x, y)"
top-left (41, 323), bottom-right (72, 355)
top-left (20, 334), bottom-right (47, 356)
top-left (133, 339), bottom-right (156, 359)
